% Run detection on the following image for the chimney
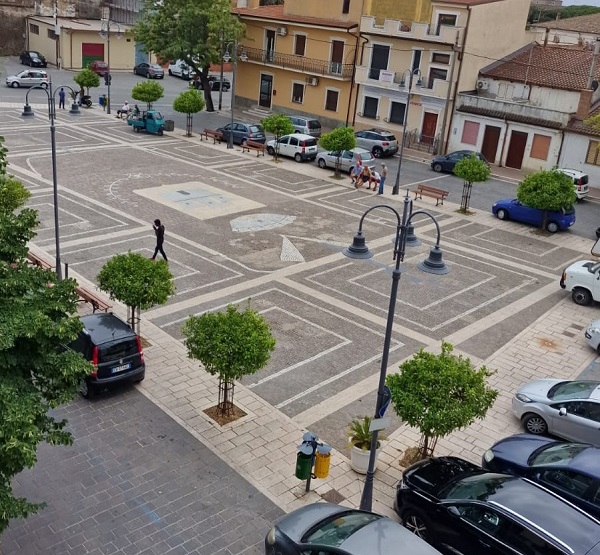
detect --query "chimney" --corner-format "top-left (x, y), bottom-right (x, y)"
top-left (576, 89), bottom-right (593, 119)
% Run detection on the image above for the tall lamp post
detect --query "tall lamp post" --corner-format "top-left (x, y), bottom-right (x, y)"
top-left (21, 82), bottom-right (81, 280)
top-left (392, 69), bottom-right (422, 195)
top-left (343, 193), bottom-right (449, 511)
top-left (223, 39), bottom-right (247, 149)
top-left (100, 6), bottom-right (122, 116)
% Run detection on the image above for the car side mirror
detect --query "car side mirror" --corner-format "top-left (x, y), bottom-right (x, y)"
top-left (447, 506), bottom-right (461, 517)
top-left (559, 407), bottom-right (567, 416)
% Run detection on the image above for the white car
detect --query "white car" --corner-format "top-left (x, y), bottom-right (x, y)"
top-left (557, 168), bottom-right (589, 201)
top-left (585, 320), bottom-right (600, 353)
top-left (266, 134), bottom-right (318, 162)
top-left (6, 69), bottom-right (49, 88)
top-left (167, 59), bottom-right (195, 80)
top-left (560, 260), bottom-right (600, 305)
top-left (317, 147), bottom-right (375, 173)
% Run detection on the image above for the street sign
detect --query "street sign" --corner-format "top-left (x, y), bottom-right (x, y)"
top-left (369, 417), bottom-right (391, 432)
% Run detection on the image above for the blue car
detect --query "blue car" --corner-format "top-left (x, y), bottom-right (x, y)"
top-left (492, 198), bottom-right (575, 233)
top-left (483, 434), bottom-right (600, 519)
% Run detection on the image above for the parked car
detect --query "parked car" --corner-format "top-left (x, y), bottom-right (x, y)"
top-left (168, 59), bottom-right (194, 80)
top-left (265, 502), bottom-right (442, 555)
top-left (395, 456), bottom-right (600, 555)
top-left (210, 76), bottom-right (230, 91)
top-left (354, 128), bottom-right (399, 158)
top-left (133, 62), bottom-right (164, 79)
top-left (19, 50), bottom-right (47, 67)
top-left (558, 168), bottom-right (590, 201)
top-left (561, 260), bottom-right (600, 306)
top-left (266, 134), bottom-right (318, 162)
top-left (317, 147), bottom-right (375, 173)
top-left (482, 434), bottom-right (600, 519)
top-left (431, 150), bottom-right (487, 173)
top-left (216, 122), bottom-right (266, 145)
top-left (5, 69), bottom-right (49, 88)
top-left (513, 379), bottom-right (600, 444)
top-left (89, 60), bottom-right (109, 76)
top-left (289, 116), bottom-right (322, 138)
top-left (70, 313), bottom-right (145, 399)
top-left (586, 320), bottom-right (600, 352)
top-left (492, 198), bottom-right (575, 233)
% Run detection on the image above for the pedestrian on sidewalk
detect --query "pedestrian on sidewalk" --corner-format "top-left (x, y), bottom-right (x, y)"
top-left (378, 163), bottom-right (387, 195)
top-left (151, 219), bottom-right (168, 261)
top-left (58, 88), bottom-right (66, 109)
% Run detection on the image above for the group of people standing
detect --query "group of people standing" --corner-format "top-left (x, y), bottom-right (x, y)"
top-left (350, 160), bottom-right (387, 195)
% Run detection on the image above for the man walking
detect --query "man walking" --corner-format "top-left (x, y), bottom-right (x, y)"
top-left (58, 88), bottom-right (66, 109)
top-left (378, 163), bottom-right (387, 195)
top-left (151, 219), bottom-right (168, 261)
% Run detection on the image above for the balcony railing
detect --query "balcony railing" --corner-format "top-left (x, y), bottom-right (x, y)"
top-left (242, 46), bottom-right (354, 79)
top-left (356, 66), bottom-right (450, 98)
top-left (360, 16), bottom-right (464, 44)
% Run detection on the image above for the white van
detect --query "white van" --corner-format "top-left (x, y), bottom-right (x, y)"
top-left (167, 60), bottom-right (195, 80)
top-left (557, 168), bottom-right (590, 201)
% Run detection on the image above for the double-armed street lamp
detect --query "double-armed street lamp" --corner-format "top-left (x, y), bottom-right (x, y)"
top-left (392, 69), bottom-right (423, 195)
top-left (223, 40), bottom-right (248, 149)
top-left (343, 193), bottom-right (449, 511)
top-left (21, 82), bottom-right (81, 280)
top-left (100, 6), bottom-right (123, 115)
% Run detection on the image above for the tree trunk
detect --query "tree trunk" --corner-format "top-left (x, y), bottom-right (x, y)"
top-left (217, 377), bottom-right (235, 416)
top-left (201, 64), bottom-right (214, 112)
top-left (186, 113), bottom-right (193, 136)
top-left (460, 181), bottom-right (473, 212)
top-left (335, 157), bottom-right (341, 178)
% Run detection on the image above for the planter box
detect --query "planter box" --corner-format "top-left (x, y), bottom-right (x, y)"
top-left (350, 445), bottom-right (381, 474)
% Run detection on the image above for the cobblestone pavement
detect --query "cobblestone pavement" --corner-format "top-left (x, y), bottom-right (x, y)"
top-left (1, 102), bottom-right (599, 540)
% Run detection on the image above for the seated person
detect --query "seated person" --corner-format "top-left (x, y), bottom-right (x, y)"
top-left (116, 101), bottom-right (130, 119)
top-left (350, 161), bottom-right (363, 185)
top-left (368, 171), bottom-right (380, 191)
top-left (132, 104), bottom-right (141, 118)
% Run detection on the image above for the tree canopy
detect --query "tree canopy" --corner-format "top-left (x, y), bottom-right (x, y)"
top-left (73, 68), bottom-right (100, 95)
top-left (319, 127), bottom-right (357, 176)
top-left (517, 169), bottom-right (576, 211)
top-left (453, 154), bottom-right (491, 212)
top-left (261, 114), bottom-right (294, 160)
top-left (131, 81), bottom-right (164, 110)
top-left (173, 89), bottom-right (205, 136)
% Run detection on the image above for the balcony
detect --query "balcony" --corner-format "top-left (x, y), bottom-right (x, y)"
top-left (360, 16), bottom-right (464, 44)
top-left (355, 65), bottom-right (450, 99)
top-left (241, 46), bottom-right (354, 80)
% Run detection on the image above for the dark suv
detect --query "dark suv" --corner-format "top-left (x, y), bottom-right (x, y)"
top-left (20, 51), bottom-right (47, 67)
top-left (71, 313), bottom-right (145, 398)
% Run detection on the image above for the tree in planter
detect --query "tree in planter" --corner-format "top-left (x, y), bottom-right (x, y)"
top-left (386, 341), bottom-right (497, 461)
top-left (97, 251), bottom-right (174, 334)
top-left (73, 67), bottom-right (100, 97)
top-left (453, 154), bottom-right (491, 212)
top-left (182, 302), bottom-right (276, 417)
top-left (318, 127), bottom-right (356, 177)
top-left (0, 139), bottom-right (92, 532)
top-left (516, 169), bottom-right (576, 232)
top-left (131, 81), bottom-right (164, 111)
top-left (261, 114), bottom-right (294, 161)
top-left (173, 89), bottom-right (205, 136)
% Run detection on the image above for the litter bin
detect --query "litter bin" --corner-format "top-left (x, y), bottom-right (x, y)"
top-left (164, 120), bottom-right (175, 132)
top-left (99, 96), bottom-right (104, 107)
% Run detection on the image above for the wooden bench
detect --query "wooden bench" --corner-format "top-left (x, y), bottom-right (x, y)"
top-left (76, 284), bottom-right (113, 313)
top-left (200, 128), bottom-right (223, 144)
top-left (242, 139), bottom-right (266, 157)
top-left (27, 251), bottom-right (53, 270)
top-left (413, 184), bottom-right (449, 206)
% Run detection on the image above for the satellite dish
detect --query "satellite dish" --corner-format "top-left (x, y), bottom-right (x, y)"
top-left (592, 80), bottom-right (599, 91)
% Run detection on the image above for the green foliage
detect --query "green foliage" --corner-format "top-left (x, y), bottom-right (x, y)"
top-left (173, 89), bottom-right (205, 114)
top-left (73, 68), bottom-right (100, 94)
top-left (261, 114), bottom-right (294, 160)
top-left (348, 416), bottom-right (386, 451)
top-left (0, 138), bottom-right (92, 531)
top-left (131, 81), bottom-right (165, 110)
top-left (584, 113), bottom-right (600, 134)
top-left (529, 5), bottom-right (600, 24)
top-left (318, 127), bottom-right (357, 176)
top-left (386, 341), bottom-right (497, 458)
top-left (453, 154), bottom-right (491, 212)
top-left (517, 169), bottom-right (576, 211)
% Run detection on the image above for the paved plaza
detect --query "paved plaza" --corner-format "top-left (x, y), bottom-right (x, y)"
top-left (1, 103), bottom-right (600, 552)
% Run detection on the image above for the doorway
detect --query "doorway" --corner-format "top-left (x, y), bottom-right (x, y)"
top-left (505, 130), bottom-right (528, 169)
top-left (265, 30), bottom-right (275, 63)
top-left (481, 125), bottom-right (501, 164)
top-left (421, 112), bottom-right (438, 145)
top-left (259, 74), bottom-right (273, 108)
top-left (331, 40), bottom-right (344, 75)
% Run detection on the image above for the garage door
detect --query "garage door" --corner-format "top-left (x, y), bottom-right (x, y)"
top-left (82, 43), bottom-right (104, 68)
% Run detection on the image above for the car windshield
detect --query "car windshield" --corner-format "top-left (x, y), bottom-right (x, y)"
top-left (249, 125), bottom-right (263, 133)
top-left (98, 339), bottom-right (138, 363)
top-left (548, 381), bottom-right (600, 401)
top-left (304, 138), bottom-right (317, 146)
top-left (303, 512), bottom-right (381, 547)
top-left (382, 134), bottom-right (396, 140)
top-left (440, 473), bottom-right (515, 501)
top-left (308, 120), bottom-right (321, 129)
top-left (529, 442), bottom-right (590, 467)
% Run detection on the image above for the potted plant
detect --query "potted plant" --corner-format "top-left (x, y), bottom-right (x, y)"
top-left (348, 416), bottom-right (386, 474)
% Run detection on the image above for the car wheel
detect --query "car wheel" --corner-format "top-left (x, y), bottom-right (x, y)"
top-left (134, 126), bottom-right (140, 133)
top-left (157, 129), bottom-right (163, 136)
top-left (133, 68), bottom-right (137, 75)
top-left (11, 81), bottom-right (20, 88)
top-left (372, 147), bottom-right (383, 158)
top-left (318, 158), bottom-right (327, 169)
top-left (432, 162), bottom-right (443, 172)
top-left (146, 72), bottom-right (151, 78)
top-left (572, 287), bottom-right (592, 306)
top-left (168, 69), bottom-right (173, 76)
top-left (546, 221), bottom-right (559, 233)
top-left (41, 83), bottom-right (48, 89)
top-left (522, 413), bottom-right (548, 435)
top-left (80, 379), bottom-right (95, 399)
top-left (402, 509), bottom-right (430, 541)
top-left (267, 146), bottom-right (275, 155)
top-left (294, 153), bottom-right (303, 163)
top-left (496, 208), bottom-right (508, 220)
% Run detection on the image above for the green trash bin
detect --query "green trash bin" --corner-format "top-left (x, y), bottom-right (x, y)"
top-left (295, 452), bottom-right (312, 480)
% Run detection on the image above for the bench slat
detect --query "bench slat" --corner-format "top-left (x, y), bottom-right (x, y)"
top-left (242, 140), bottom-right (265, 157)
top-left (76, 285), bottom-right (112, 313)
top-left (413, 184), bottom-right (449, 206)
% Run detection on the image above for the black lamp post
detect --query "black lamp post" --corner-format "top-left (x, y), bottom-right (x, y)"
top-left (21, 81), bottom-right (80, 280)
top-left (100, 6), bottom-right (123, 116)
top-left (343, 192), bottom-right (449, 511)
top-left (223, 40), bottom-right (248, 149)
top-left (392, 69), bottom-right (423, 195)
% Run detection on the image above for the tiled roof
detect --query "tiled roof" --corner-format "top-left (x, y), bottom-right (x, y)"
top-left (566, 103), bottom-right (600, 137)
top-left (235, 5), bottom-right (358, 29)
top-left (457, 104), bottom-right (565, 129)
top-left (533, 12), bottom-right (600, 34)
top-left (480, 42), bottom-right (600, 91)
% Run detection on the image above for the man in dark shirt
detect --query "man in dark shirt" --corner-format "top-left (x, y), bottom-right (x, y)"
top-left (151, 219), bottom-right (168, 261)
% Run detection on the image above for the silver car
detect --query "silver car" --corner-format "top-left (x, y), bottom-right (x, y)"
top-left (317, 147), bottom-right (375, 174)
top-left (585, 320), bottom-right (600, 353)
top-left (6, 69), bottom-right (49, 88)
top-left (512, 379), bottom-right (600, 445)
top-left (354, 128), bottom-right (399, 158)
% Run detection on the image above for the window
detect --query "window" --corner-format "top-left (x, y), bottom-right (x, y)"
top-left (47, 28), bottom-right (57, 40)
top-left (428, 67), bottom-right (448, 88)
top-left (389, 101), bottom-right (406, 124)
top-left (539, 469), bottom-right (594, 498)
top-left (456, 505), bottom-right (502, 536)
top-left (343, 0), bottom-right (350, 13)
top-left (304, 512), bottom-right (381, 546)
top-left (586, 141), bottom-right (600, 166)
top-left (294, 34), bottom-right (306, 56)
top-left (369, 44), bottom-right (390, 79)
top-left (411, 50), bottom-right (422, 72)
top-left (461, 121), bottom-right (480, 145)
top-left (330, 40), bottom-right (344, 75)
top-left (325, 89), bottom-right (339, 112)
top-left (437, 13), bottom-right (458, 31)
top-left (292, 83), bottom-right (304, 103)
top-left (530, 134), bottom-right (551, 160)
top-left (29, 23), bottom-right (39, 35)
top-left (288, 136), bottom-right (298, 147)
top-left (431, 52), bottom-right (451, 65)
top-left (500, 522), bottom-right (564, 555)
top-left (363, 97), bottom-right (378, 119)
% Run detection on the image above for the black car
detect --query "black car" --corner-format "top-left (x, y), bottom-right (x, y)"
top-left (395, 456), bottom-right (600, 555)
top-left (20, 50), bottom-right (47, 67)
top-left (483, 434), bottom-right (600, 519)
top-left (210, 77), bottom-right (230, 91)
top-left (70, 313), bottom-right (145, 398)
top-left (430, 150), bottom-right (487, 173)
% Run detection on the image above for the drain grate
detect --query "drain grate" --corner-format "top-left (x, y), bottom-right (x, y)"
top-left (320, 489), bottom-right (346, 504)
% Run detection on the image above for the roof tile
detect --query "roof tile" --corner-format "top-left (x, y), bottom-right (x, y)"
top-left (533, 12), bottom-right (600, 34)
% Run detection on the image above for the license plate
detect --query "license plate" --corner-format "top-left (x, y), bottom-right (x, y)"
top-left (111, 363), bottom-right (131, 374)
top-left (585, 332), bottom-right (592, 339)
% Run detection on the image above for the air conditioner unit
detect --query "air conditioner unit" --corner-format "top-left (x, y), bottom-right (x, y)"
top-left (276, 26), bottom-right (287, 36)
top-left (306, 76), bottom-right (319, 86)
top-left (476, 79), bottom-right (488, 90)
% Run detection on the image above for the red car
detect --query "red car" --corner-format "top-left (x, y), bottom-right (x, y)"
top-left (89, 60), bottom-right (109, 76)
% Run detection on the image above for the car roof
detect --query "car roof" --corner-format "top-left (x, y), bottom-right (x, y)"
top-left (281, 133), bottom-right (316, 140)
top-left (80, 313), bottom-right (137, 344)
top-left (367, 128), bottom-right (394, 135)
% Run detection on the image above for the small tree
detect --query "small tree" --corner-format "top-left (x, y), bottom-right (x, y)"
top-left (173, 89), bottom-right (205, 136)
top-left (97, 251), bottom-right (174, 334)
top-left (261, 114), bottom-right (294, 160)
top-left (517, 169), bottom-right (576, 230)
top-left (73, 68), bottom-right (100, 96)
top-left (319, 127), bottom-right (356, 177)
top-left (182, 302), bottom-right (276, 417)
top-left (453, 154), bottom-right (491, 212)
top-left (131, 81), bottom-right (164, 111)
top-left (386, 341), bottom-right (497, 460)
